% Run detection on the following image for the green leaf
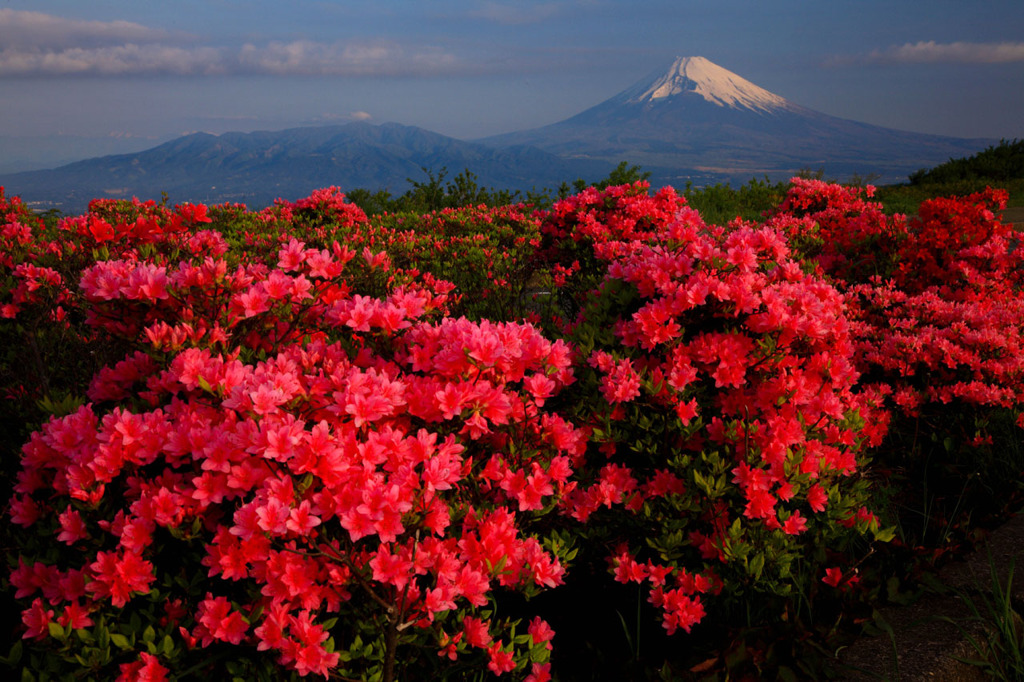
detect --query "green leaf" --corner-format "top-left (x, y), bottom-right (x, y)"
top-left (142, 625), bottom-right (155, 643)
top-left (47, 621), bottom-right (66, 640)
top-left (693, 470), bottom-right (711, 496)
top-left (161, 635), bottom-right (174, 656)
top-left (874, 525), bottom-right (896, 543)
top-left (748, 553), bottom-right (765, 581)
top-left (110, 633), bottom-right (132, 651)
top-left (5, 641), bottom-right (23, 667)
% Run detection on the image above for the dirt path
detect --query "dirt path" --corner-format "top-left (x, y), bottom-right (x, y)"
top-left (837, 511), bottom-right (1024, 680)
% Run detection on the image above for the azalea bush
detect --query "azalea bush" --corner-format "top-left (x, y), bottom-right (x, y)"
top-left (2, 189), bottom-right (574, 681)
top-left (770, 178), bottom-right (1024, 559)
top-left (533, 183), bottom-right (889, 677)
top-left (770, 179), bottom-right (1024, 423)
top-left (3, 177), bottom-right (1024, 680)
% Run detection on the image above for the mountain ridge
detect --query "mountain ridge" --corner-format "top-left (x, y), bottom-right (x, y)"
top-left (0, 122), bottom-right (613, 212)
top-left (0, 56), bottom-right (998, 211)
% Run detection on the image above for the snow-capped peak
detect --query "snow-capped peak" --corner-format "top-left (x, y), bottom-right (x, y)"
top-left (630, 56), bottom-right (791, 113)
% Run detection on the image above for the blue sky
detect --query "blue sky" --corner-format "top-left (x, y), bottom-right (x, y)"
top-left (1, 0), bottom-right (1022, 165)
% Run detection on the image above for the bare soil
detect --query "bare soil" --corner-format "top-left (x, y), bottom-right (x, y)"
top-left (837, 512), bottom-right (1024, 680)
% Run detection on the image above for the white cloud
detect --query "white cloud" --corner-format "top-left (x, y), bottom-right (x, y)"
top-left (831, 40), bottom-right (1024, 66)
top-left (0, 9), bottom-right (179, 49)
top-left (236, 40), bottom-right (458, 76)
top-left (0, 45), bottom-right (225, 76)
top-left (0, 10), bottom-right (463, 78)
top-left (312, 111), bottom-right (374, 123)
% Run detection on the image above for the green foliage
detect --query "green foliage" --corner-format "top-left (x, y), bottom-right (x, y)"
top-left (875, 177), bottom-right (1024, 216)
top-left (873, 140), bottom-right (1024, 215)
top-left (371, 203), bottom-right (545, 321)
top-left (564, 161), bottom-right (652, 198)
top-left (867, 406), bottom-right (1024, 562)
top-left (910, 139), bottom-right (1024, 185)
top-left (347, 167), bottom-right (531, 214)
top-left (348, 162), bottom-right (654, 215)
top-left (683, 176), bottom-right (789, 225)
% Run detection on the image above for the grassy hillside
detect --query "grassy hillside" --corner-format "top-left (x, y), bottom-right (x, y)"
top-left (875, 139), bottom-right (1024, 214)
top-left (680, 141), bottom-right (1024, 224)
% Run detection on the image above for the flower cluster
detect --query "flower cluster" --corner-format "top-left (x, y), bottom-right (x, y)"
top-left (768, 177), bottom-right (905, 283)
top-left (5, 176), bottom-right (1024, 680)
top-left (3, 191), bottom-right (566, 680)
top-left (541, 183), bottom-right (887, 635)
top-left (770, 180), bottom-right (1024, 426)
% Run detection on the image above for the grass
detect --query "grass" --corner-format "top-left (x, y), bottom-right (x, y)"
top-left (874, 177), bottom-right (1024, 216)
top-left (679, 174), bottom-right (1024, 229)
top-left (938, 552), bottom-right (1024, 681)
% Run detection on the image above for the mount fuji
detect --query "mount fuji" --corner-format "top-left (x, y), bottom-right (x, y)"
top-left (480, 56), bottom-right (991, 186)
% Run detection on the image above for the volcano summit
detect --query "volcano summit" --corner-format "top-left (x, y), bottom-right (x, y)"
top-left (620, 56), bottom-right (793, 113)
top-left (481, 56), bottom-right (990, 186)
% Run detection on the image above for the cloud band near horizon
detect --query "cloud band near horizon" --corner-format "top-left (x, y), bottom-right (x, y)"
top-left (831, 40), bottom-right (1024, 66)
top-left (0, 41), bottom-right (466, 78)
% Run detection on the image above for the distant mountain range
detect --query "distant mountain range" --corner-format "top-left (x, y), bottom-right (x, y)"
top-left (0, 124), bottom-right (611, 212)
top-left (0, 56), bottom-right (994, 212)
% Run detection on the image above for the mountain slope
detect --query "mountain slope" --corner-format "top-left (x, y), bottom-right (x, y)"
top-left (481, 56), bottom-right (992, 185)
top-left (0, 122), bottom-right (612, 212)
